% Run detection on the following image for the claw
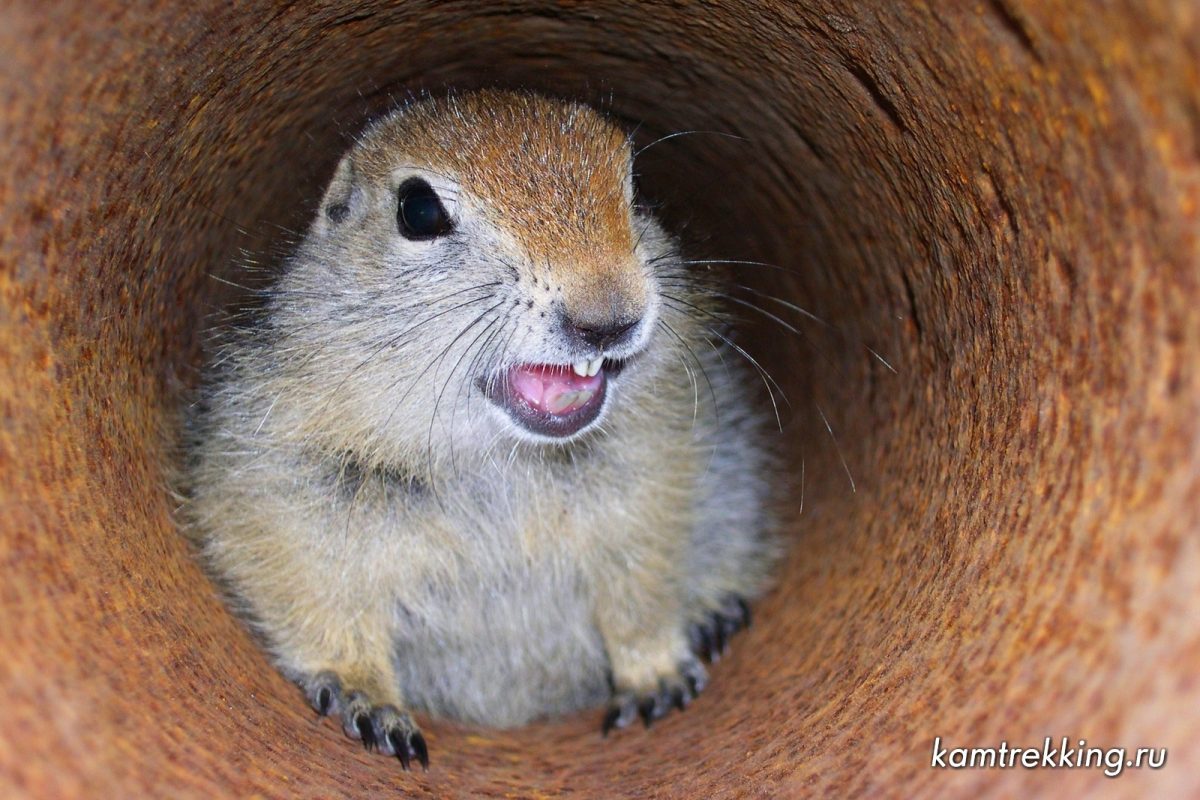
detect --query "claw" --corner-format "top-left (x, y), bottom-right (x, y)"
top-left (711, 615), bottom-right (727, 659)
top-left (307, 671), bottom-right (343, 717)
top-left (737, 597), bottom-right (752, 628)
top-left (695, 624), bottom-right (714, 662)
top-left (355, 713), bottom-right (377, 751)
top-left (691, 598), bottom-right (753, 663)
top-left (670, 685), bottom-right (687, 712)
top-left (412, 731), bottom-right (430, 770)
top-left (681, 654), bottom-right (710, 697)
top-left (389, 729), bottom-right (411, 770)
top-left (639, 696), bottom-right (658, 728)
top-left (379, 718), bottom-right (427, 771)
top-left (601, 705), bottom-right (622, 737)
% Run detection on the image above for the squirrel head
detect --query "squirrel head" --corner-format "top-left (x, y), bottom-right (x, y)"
top-left (271, 91), bottom-right (681, 467)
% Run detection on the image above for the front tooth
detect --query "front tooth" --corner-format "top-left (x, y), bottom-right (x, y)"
top-left (588, 358), bottom-right (603, 377)
top-left (572, 360), bottom-right (589, 377)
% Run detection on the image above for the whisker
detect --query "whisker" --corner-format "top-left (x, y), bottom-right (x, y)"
top-left (815, 402), bottom-right (855, 493)
top-left (706, 291), bottom-right (859, 386)
top-left (316, 284), bottom-right (501, 418)
top-left (457, 318), bottom-right (506, 420)
top-left (865, 347), bottom-right (898, 374)
top-left (486, 322), bottom-right (525, 399)
top-left (729, 283), bottom-right (829, 327)
top-left (378, 299), bottom-right (504, 469)
top-left (660, 295), bottom-right (786, 430)
top-left (434, 315), bottom-right (503, 480)
top-left (731, 283), bottom-right (897, 373)
top-left (646, 255), bottom-right (803, 278)
top-left (656, 317), bottom-right (716, 426)
top-left (798, 453), bottom-right (805, 515)
top-left (633, 129), bottom-right (748, 159)
top-left (657, 272), bottom-right (898, 375)
top-left (629, 213), bottom-right (654, 257)
top-left (657, 320), bottom-right (700, 424)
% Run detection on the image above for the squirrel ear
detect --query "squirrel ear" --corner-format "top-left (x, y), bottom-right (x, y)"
top-left (313, 153), bottom-right (362, 235)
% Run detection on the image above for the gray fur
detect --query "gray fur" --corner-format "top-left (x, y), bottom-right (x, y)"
top-left (182, 91), bottom-right (776, 743)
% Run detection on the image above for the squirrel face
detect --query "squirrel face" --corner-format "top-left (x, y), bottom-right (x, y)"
top-left (276, 92), bottom-right (671, 462)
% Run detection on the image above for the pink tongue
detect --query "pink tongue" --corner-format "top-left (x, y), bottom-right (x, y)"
top-left (509, 364), bottom-right (603, 415)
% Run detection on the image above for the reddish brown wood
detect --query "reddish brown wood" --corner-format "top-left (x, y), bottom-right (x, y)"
top-left (1, 2), bottom-right (1197, 797)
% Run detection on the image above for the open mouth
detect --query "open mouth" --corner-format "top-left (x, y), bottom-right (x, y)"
top-left (480, 357), bottom-right (626, 439)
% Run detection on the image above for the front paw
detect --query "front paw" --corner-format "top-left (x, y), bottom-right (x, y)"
top-left (303, 671), bottom-right (429, 770)
top-left (601, 655), bottom-right (708, 735)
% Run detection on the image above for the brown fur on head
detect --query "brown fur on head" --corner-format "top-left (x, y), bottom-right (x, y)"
top-left (352, 91), bottom-right (647, 327)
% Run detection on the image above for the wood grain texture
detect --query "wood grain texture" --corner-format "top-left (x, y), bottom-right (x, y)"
top-left (1, 1), bottom-right (1197, 797)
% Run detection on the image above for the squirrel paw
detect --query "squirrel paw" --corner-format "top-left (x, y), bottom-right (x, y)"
top-left (601, 656), bottom-right (708, 735)
top-left (304, 671), bottom-right (429, 770)
top-left (689, 595), bottom-right (752, 663)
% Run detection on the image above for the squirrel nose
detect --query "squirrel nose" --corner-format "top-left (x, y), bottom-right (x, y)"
top-left (566, 316), bottom-right (640, 352)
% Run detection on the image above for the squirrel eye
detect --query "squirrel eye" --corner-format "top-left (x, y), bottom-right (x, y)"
top-left (396, 178), bottom-right (453, 240)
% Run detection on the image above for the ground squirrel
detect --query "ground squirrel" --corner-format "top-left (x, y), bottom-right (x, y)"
top-left (184, 90), bottom-right (777, 770)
